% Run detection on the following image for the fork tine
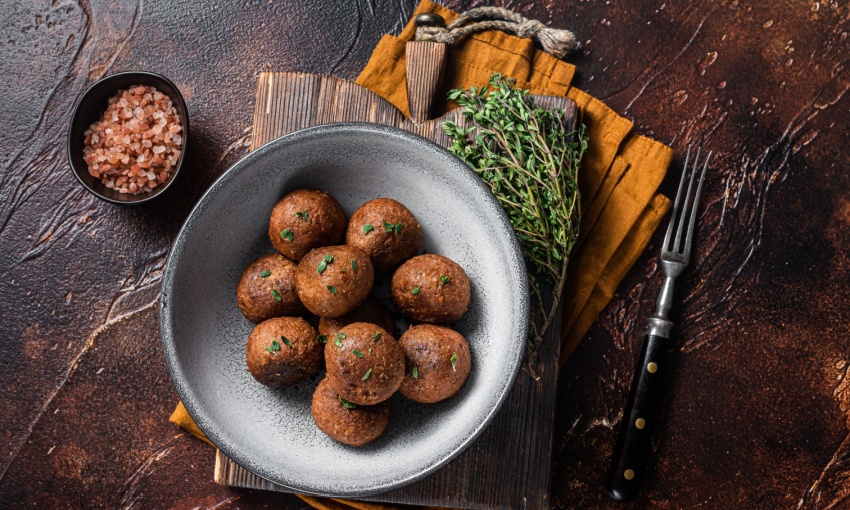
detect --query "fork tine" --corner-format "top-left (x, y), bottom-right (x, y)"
top-left (672, 147), bottom-right (700, 253)
top-left (682, 150), bottom-right (711, 255)
top-left (664, 147), bottom-right (691, 252)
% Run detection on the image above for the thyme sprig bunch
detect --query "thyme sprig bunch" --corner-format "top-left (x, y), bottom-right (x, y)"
top-left (443, 74), bottom-right (587, 361)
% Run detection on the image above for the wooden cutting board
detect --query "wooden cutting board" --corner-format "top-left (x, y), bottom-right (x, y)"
top-left (214, 71), bottom-right (576, 510)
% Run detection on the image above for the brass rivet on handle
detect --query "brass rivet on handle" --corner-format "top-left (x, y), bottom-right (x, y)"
top-left (647, 362), bottom-right (658, 373)
top-left (624, 469), bottom-right (635, 480)
top-left (635, 418), bottom-right (646, 429)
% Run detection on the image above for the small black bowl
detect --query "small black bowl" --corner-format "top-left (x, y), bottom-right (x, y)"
top-left (67, 71), bottom-right (189, 205)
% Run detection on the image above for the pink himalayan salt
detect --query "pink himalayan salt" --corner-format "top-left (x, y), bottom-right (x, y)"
top-left (82, 85), bottom-right (183, 195)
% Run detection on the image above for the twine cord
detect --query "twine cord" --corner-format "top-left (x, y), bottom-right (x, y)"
top-left (415, 7), bottom-right (579, 58)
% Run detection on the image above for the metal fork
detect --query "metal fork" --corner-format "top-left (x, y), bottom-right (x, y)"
top-left (607, 147), bottom-right (711, 502)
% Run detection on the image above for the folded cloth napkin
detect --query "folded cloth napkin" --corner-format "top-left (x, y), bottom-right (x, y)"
top-left (171, 1), bottom-right (673, 508)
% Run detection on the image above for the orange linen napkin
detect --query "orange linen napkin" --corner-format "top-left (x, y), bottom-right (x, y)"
top-left (172, 1), bottom-right (673, 508)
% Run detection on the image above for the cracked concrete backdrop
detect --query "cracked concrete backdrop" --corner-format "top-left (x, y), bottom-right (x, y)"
top-left (1, 0), bottom-right (849, 508)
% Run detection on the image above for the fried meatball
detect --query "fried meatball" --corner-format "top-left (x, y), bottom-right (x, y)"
top-left (398, 325), bottom-right (471, 403)
top-left (268, 189), bottom-right (347, 261)
top-left (295, 246), bottom-right (374, 318)
top-left (319, 296), bottom-right (397, 339)
top-left (311, 378), bottom-right (390, 447)
top-left (236, 253), bottom-right (306, 323)
top-left (324, 322), bottom-right (404, 405)
top-left (246, 317), bottom-right (324, 389)
top-left (391, 254), bottom-right (471, 324)
top-left (345, 198), bottom-right (423, 274)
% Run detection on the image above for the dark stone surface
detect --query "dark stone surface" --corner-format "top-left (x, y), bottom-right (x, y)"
top-left (0, 0), bottom-right (847, 508)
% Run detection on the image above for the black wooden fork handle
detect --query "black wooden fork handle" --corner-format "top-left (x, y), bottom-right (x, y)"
top-left (607, 332), bottom-right (670, 502)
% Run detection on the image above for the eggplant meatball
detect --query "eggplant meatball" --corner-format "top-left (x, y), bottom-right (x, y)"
top-left (295, 246), bottom-right (374, 318)
top-left (398, 325), bottom-right (471, 403)
top-left (391, 254), bottom-right (470, 324)
top-left (345, 198), bottom-right (423, 274)
top-left (319, 296), bottom-right (397, 339)
top-left (312, 378), bottom-right (390, 447)
top-left (268, 189), bottom-right (347, 261)
top-left (325, 322), bottom-right (404, 406)
top-left (246, 317), bottom-right (323, 389)
top-left (236, 253), bottom-right (306, 323)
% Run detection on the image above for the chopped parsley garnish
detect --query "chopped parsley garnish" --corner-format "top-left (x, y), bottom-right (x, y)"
top-left (362, 224), bottom-right (373, 234)
top-left (439, 274), bottom-right (450, 287)
top-left (271, 289), bottom-right (282, 301)
top-left (411, 286), bottom-right (420, 295)
top-left (280, 335), bottom-right (293, 348)
top-left (371, 331), bottom-right (382, 342)
top-left (295, 210), bottom-right (308, 220)
top-left (338, 396), bottom-right (356, 409)
top-left (260, 269), bottom-right (271, 278)
top-left (266, 340), bottom-right (280, 355)
top-left (362, 368), bottom-right (372, 380)
top-left (352, 350), bottom-right (364, 358)
top-left (317, 334), bottom-right (328, 344)
top-left (334, 332), bottom-right (345, 347)
top-left (327, 285), bottom-right (338, 294)
top-left (280, 228), bottom-right (294, 242)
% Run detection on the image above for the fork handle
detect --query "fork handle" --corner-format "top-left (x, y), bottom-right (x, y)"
top-left (607, 333), bottom-right (670, 502)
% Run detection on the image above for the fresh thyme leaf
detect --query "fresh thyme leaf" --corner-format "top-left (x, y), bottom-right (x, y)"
top-left (383, 221), bottom-right (395, 232)
top-left (411, 286), bottom-right (420, 295)
top-left (442, 72), bottom-right (587, 352)
top-left (271, 289), bottom-right (282, 301)
top-left (450, 352), bottom-right (458, 366)
top-left (412, 366), bottom-right (419, 378)
top-left (317, 334), bottom-right (328, 344)
top-left (338, 332), bottom-right (346, 339)
top-left (371, 332), bottom-right (381, 342)
top-left (362, 368), bottom-right (372, 380)
top-left (352, 349), bottom-right (364, 358)
top-left (280, 228), bottom-right (294, 242)
top-left (317, 260), bottom-right (327, 273)
top-left (295, 211), bottom-right (308, 220)
top-left (281, 336), bottom-right (293, 348)
top-left (351, 259), bottom-right (357, 271)
top-left (394, 223), bottom-right (403, 234)
top-left (260, 269), bottom-right (271, 278)
top-left (368, 348), bottom-right (373, 354)
top-left (334, 334), bottom-right (343, 347)
top-left (327, 285), bottom-right (338, 294)
top-left (338, 396), bottom-right (356, 409)
top-left (325, 254), bottom-right (334, 263)
top-left (362, 223), bottom-right (373, 234)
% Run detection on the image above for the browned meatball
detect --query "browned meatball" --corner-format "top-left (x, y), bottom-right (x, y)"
top-left (319, 296), bottom-right (397, 339)
top-left (324, 322), bottom-right (404, 405)
top-left (295, 246), bottom-right (374, 318)
top-left (391, 254), bottom-right (470, 324)
top-left (345, 198), bottom-right (423, 274)
top-left (311, 378), bottom-right (390, 447)
top-left (398, 325), bottom-right (471, 403)
top-left (246, 317), bottom-right (324, 389)
top-left (236, 253), bottom-right (306, 323)
top-left (268, 189), bottom-right (347, 261)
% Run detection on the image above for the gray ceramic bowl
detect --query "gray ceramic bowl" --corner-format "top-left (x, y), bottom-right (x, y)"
top-left (160, 123), bottom-right (528, 497)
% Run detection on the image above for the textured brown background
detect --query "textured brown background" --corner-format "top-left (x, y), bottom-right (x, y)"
top-left (0, 0), bottom-right (848, 509)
